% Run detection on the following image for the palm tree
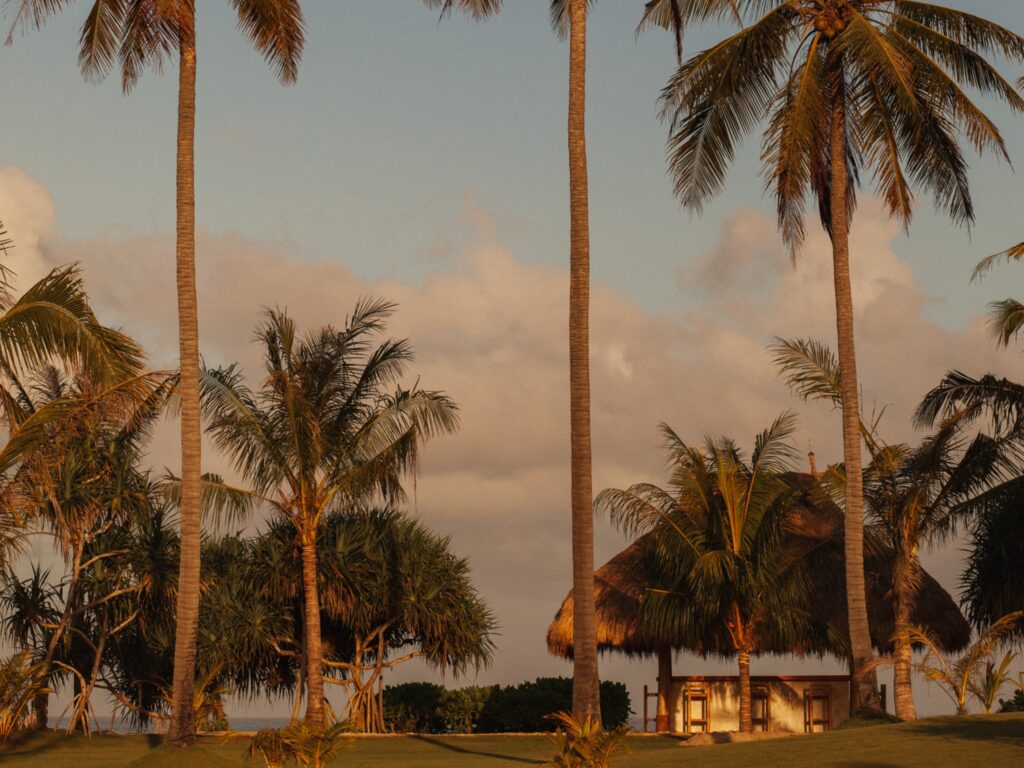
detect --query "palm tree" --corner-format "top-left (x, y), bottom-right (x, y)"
top-left (0, 224), bottom-right (142, 393)
top-left (969, 651), bottom-right (1017, 715)
top-left (971, 242), bottom-right (1024, 347)
top-left (659, 1), bottom-right (1024, 710)
top-left (596, 414), bottom-right (815, 733)
top-left (8, 0), bottom-right (305, 744)
top-left (548, 0), bottom-right (601, 719)
top-left (889, 611), bottom-right (1024, 716)
top-left (772, 337), bottom-right (1021, 719)
top-left (198, 301), bottom-right (459, 727)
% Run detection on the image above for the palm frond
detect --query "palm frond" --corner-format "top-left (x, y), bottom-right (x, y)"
top-left (972, 242), bottom-right (1024, 283)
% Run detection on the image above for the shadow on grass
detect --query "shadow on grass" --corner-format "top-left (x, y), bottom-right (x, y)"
top-left (410, 735), bottom-right (545, 765)
top-left (909, 716), bottom-right (1024, 747)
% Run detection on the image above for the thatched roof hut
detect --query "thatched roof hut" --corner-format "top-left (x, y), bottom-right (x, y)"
top-left (547, 475), bottom-right (970, 661)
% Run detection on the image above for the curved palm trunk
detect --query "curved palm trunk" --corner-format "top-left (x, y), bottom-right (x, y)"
top-left (828, 73), bottom-right (880, 713)
top-left (301, 535), bottom-right (326, 727)
top-left (737, 649), bottom-right (752, 734)
top-left (892, 553), bottom-right (917, 720)
top-left (167, 12), bottom-right (202, 747)
top-left (567, 0), bottom-right (600, 720)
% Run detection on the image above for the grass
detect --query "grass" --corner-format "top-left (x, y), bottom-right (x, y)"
top-left (0, 713), bottom-right (1021, 767)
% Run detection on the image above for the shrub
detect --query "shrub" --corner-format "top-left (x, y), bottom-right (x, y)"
top-left (478, 678), bottom-right (632, 733)
top-left (441, 685), bottom-right (498, 733)
top-left (546, 711), bottom-right (631, 768)
top-left (998, 689), bottom-right (1024, 713)
top-left (383, 682), bottom-right (446, 733)
top-left (382, 678), bottom-right (632, 734)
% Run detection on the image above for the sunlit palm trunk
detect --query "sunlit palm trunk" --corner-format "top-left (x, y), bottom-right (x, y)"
top-left (567, 0), bottom-right (600, 719)
top-left (737, 649), bottom-right (752, 734)
top-left (301, 535), bottom-right (326, 727)
top-left (656, 646), bottom-right (672, 733)
top-left (892, 552), bottom-right (917, 720)
top-left (168, 14), bottom-right (202, 746)
top-left (828, 73), bottom-right (879, 713)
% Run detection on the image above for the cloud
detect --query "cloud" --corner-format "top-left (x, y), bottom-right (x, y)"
top-left (3, 167), bottom-right (1018, 715)
top-left (0, 167), bottom-right (56, 286)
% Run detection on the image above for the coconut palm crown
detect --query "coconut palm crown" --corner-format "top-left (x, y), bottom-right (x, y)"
top-left (198, 300), bottom-right (459, 727)
top-left (596, 414), bottom-right (816, 733)
top-left (656, 0), bottom-right (1024, 251)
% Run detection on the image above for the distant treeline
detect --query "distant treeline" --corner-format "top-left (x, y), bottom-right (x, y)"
top-left (382, 677), bottom-right (631, 734)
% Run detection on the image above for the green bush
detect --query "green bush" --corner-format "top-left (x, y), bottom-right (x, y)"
top-left (441, 685), bottom-right (498, 733)
top-left (383, 682), bottom-right (446, 733)
top-left (383, 678), bottom-right (631, 734)
top-left (998, 690), bottom-right (1024, 713)
top-left (478, 678), bottom-right (631, 733)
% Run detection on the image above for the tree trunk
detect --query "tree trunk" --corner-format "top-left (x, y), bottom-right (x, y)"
top-left (567, 0), bottom-right (601, 722)
top-left (167, 11), bottom-right (202, 747)
top-left (31, 691), bottom-right (48, 730)
top-left (656, 646), bottom-right (672, 733)
top-left (36, 540), bottom-right (83, 731)
top-left (828, 70), bottom-right (880, 713)
top-left (892, 554), bottom-right (918, 720)
top-left (737, 650), bottom-right (752, 734)
top-left (301, 535), bottom-right (326, 727)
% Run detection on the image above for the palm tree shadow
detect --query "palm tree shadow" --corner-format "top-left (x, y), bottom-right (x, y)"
top-left (909, 716), bottom-right (1024, 747)
top-left (409, 735), bottom-right (544, 765)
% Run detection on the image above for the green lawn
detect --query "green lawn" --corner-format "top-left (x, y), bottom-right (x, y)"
top-left (1, 714), bottom-right (1022, 767)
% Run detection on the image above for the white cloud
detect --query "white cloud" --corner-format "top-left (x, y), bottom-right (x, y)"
top-left (3, 167), bottom-right (1018, 717)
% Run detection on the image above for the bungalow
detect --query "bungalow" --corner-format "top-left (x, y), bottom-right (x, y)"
top-left (546, 473), bottom-right (970, 733)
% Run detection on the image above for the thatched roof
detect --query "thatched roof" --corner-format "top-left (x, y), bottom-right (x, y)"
top-left (547, 475), bottom-right (970, 660)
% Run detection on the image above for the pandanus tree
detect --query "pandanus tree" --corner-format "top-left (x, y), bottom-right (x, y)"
top-left (244, 510), bottom-right (495, 732)
top-left (199, 301), bottom-right (459, 727)
top-left (596, 414), bottom-right (815, 733)
top-left (772, 337), bottom-right (1020, 719)
top-left (8, 0), bottom-right (305, 743)
top-left (0, 364), bottom-right (174, 730)
top-left (655, 0), bottom-right (1024, 709)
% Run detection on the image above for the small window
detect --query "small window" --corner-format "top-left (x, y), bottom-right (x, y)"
top-left (804, 688), bottom-right (832, 733)
top-left (685, 687), bottom-right (710, 733)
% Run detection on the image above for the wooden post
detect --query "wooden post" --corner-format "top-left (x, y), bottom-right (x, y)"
top-left (656, 647), bottom-right (672, 733)
top-left (643, 684), bottom-right (649, 733)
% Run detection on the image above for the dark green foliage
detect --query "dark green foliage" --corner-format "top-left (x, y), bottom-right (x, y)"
top-left (383, 682), bottom-right (448, 733)
top-left (836, 708), bottom-right (904, 729)
top-left (382, 678), bottom-right (630, 733)
top-left (478, 678), bottom-right (630, 733)
top-left (998, 690), bottom-right (1024, 713)
top-left (441, 685), bottom-right (500, 733)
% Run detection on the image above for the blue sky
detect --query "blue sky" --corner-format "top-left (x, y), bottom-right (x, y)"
top-left (1, 0), bottom-right (1022, 328)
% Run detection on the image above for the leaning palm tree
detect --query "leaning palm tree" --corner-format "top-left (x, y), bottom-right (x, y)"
top-left (597, 414), bottom-right (815, 733)
top-left (8, 0), bottom-right (305, 744)
top-left (658, 0), bottom-right (1024, 710)
top-left (199, 300), bottom-right (459, 727)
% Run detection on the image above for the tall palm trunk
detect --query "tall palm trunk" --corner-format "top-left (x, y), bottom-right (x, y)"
top-left (167, 12), bottom-right (202, 746)
top-left (892, 553), bottom-right (917, 720)
top-left (828, 71), bottom-right (879, 713)
top-left (737, 649), bottom-right (752, 734)
top-left (567, 0), bottom-right (600, 720)
top-left (300, 533), bottom-right (326, 727)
